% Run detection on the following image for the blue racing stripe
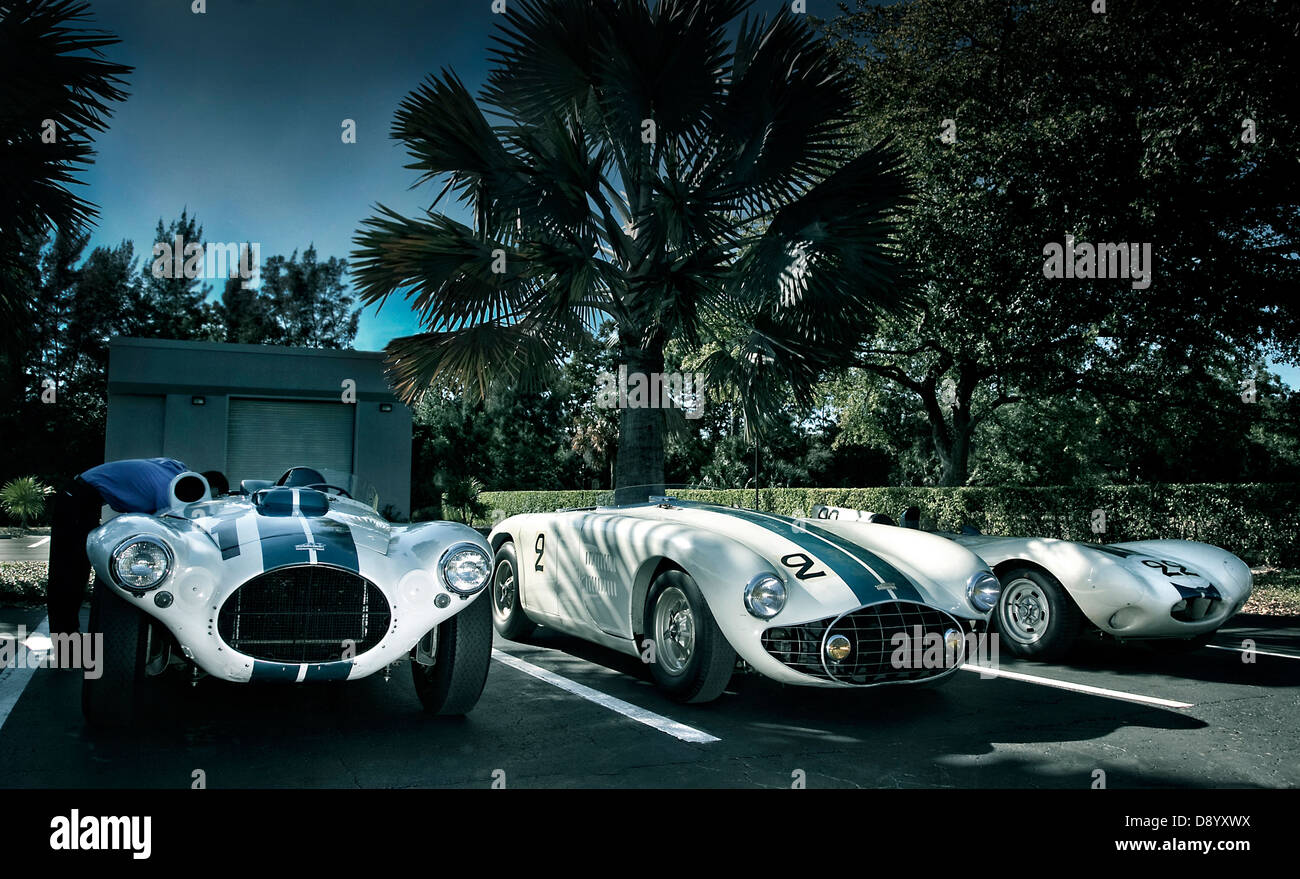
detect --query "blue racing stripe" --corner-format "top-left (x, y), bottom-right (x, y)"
top-left (308, 517), bottom-right (359, 572)
top-left (250, 660), bottom-right (354, 682)
top-left (255, 516), bottom-right (312, 571)
top-left (252, 513), bottom-right (360, 573)
top-left (304, 662), bottom-right (354, 682)
top-left (701, 506), bottom-right (926, 605)
top-left (213, 518), bottom-right (241, 560)
top-left (249, 661), bottom-right (300, 682)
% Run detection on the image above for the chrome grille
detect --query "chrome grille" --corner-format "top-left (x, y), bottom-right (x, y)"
top-left (217, 566), bottom-right (390, 663)
top-left (761, 601), bottom-right (965, 685)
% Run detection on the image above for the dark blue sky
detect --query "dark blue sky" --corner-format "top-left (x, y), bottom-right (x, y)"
top-left (78, 0), bottom-right (853, 350)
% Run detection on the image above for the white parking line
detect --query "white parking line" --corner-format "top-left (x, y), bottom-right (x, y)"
top-left (960, 663), bottom-right (1194, 709)
top-left (0, 616), bottom-right (50, 733)
top-left (1207, 644), bottom-right (1300, 661)
top-left (27, 537), bottom-right (49, 548)
top-left (491, 649), bottom-right (720, 744)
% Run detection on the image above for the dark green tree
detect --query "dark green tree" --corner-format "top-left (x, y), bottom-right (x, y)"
top-left (251, 246), bottom-right (358, 348)
top-left (0, 0), bottom-right (131, 340)
top-left (821, 0), bottom-right (1300, 484)
top-left (140, 210), bottom-right (222, 340)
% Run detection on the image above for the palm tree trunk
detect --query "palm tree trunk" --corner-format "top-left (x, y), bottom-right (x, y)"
top-left (613, 341), bottom-right (665, 503)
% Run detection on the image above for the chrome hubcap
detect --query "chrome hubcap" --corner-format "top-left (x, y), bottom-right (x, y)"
top-left (653, 587), bottom-right (695, 675)
top-left (1002, 578), bottom-right (1050, 644)
top-left (493, 560), bottom-right (515, 615)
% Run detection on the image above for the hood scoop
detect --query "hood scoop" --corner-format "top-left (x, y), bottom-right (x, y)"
top-left (256, 487), bottom-right (329, 517)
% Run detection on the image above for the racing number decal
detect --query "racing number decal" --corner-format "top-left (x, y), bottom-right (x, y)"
top-left (534, 532), bottom-right (545, 572)
top-left (781, 552), bottom-right (826, 580)
top-left (815, 507), bottom-right (839, 519)
top-left (1142, 559), bottom-right (1199, 578)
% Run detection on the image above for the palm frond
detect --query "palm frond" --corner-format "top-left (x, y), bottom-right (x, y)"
top-left (0, 0), bottom-right (132, 241)
top-left (690, 8), bottom-right (858, 212)
top-left (384, 322), bottom-right (566, 403)
top-left (732, 140), bottom-right (916, 349)
top-left (351, 206), bottom-right (538, 328)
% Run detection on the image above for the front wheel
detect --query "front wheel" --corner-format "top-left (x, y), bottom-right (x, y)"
top-left (993, 567), bottom-right (1082, 661)
top-left (82, 580), bottom-right (150, 729)
top-left (411, 593), bottom-right (492, 715)
top-left (643, 571), bottom-right (734, 703)
top-left (490, 542), bottom-right (535, 640)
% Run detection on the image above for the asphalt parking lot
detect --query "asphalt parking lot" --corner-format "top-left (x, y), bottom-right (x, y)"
top-left (0, 603), bottom-right (1296, 789)
top-left (0, 535), bottom-right (50, 562)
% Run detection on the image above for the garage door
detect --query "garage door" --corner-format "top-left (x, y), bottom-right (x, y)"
top-left (226, 398), bottom-right (355, 485)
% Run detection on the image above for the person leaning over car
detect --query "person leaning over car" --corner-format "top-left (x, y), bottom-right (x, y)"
top-left (46, 458), bottom-right (228, 635)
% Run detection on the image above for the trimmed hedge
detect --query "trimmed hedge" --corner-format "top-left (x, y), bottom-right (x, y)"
top-left (0, 562), bottom-right (49, 601)
top-left (477, 483), bottom-right (1300, 567)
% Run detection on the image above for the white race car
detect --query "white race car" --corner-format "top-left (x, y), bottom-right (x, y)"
top-left (810, 504), bottom-right (1254, 659)
top-left (487, 491), bottom-right (1000, 703)
top-left (84, 467), bottom-right (494, 726)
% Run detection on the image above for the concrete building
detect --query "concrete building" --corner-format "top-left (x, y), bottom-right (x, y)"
top-left (104, 337), bottom-right (412, 518)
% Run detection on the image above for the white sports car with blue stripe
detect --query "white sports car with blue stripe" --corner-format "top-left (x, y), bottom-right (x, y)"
top-left (83, 467), bottom-right (494, 727)
top-left (810, 504), bottom-right (1254, 660)
top-left (487, 494), bottom-right (1001, 703)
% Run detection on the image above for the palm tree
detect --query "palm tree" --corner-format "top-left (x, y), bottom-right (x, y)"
top-left (0, 0), bottom-right (132, 337)
top-left (352, 0), bottom-right (912, 496)
top-left (1, 476), bottom-right (52, 531)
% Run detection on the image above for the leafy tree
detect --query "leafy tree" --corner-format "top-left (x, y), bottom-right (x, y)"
top-left (561, 325), bottom-right (621, 488)
top-left (0, 0), bottom-right (131, 339)
top-left (352, 0), bottom-right (911, 498)
top-left (139, 210), bottom-right (222, 340)
top-left (439, 474), bottom-right (486, 524)
top-left (248, 246), bottom-right (359, 348)
top-left (219, 276), bottom-right (279, 345)
top-left (410, 373), bottom-right (587, 514)
top-left (821, 0), bottom-right (1300, 484)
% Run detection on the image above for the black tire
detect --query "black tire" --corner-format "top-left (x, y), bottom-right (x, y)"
top-left (490, 542), bottom-right (535, 640)
top-left (993, 566), bottom-right (1083, 661)
top-left (1147, 632), bottom-right (1217, 654)
top-left (643, 570), bottom-right (734, 704)
top-left (82, 580), bottom-right (150, 729)
top-left (411, 593), bottom-right (492, 715)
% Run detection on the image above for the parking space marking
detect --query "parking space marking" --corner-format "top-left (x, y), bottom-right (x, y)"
top-left (0, 616), bottom-right (50, 733)
top-left (1207, 644), bottom-right (1300, 660)
top-left (27, 537), bottom-right (49, 548)
top-left (960, 663), bottom-right (1194, 709)
top-left (491, 649), bottom-right (720, 744)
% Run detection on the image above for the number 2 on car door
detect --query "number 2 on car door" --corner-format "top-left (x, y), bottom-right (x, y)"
top-left (534, 532), bottom-right (545, 571)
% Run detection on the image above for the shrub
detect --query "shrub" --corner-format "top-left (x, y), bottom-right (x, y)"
top-left (1, 477), bottom-right (52, 529)
top-left (0, 562), bottom-right (49, 600)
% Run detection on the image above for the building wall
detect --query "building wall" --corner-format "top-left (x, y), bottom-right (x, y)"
top-left (105, 338), bottom-right (412, 517)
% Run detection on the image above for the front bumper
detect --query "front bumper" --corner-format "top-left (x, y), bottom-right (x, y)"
top-left (106, 562), bottom-right (483, 683)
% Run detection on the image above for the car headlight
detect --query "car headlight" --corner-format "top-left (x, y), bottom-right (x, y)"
top-left (439, 543), bottom-right (491, 595)
top-left (966, 570), bottom-right (1001, 613)
top-left (745, 573), bottom-right (787, 620)
top-left (110, 535), bottom-right (173, 591)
